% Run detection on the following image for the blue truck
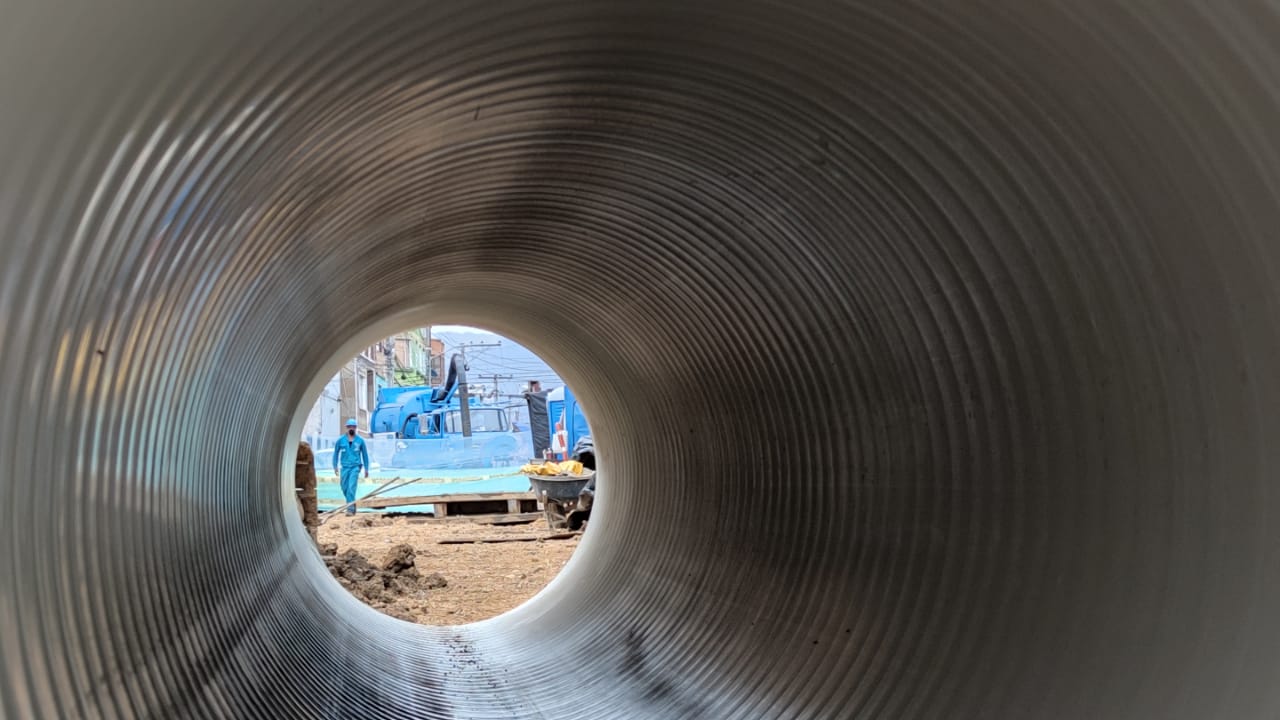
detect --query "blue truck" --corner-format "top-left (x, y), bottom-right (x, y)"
top-left (545, 385), bottom-right (593, 468)
top-left (370, 354), bottom-right (464, 439)
top-left (370, 353), bottom-right (596, 469)
top-left (370, 355), bottom-right (523, 468)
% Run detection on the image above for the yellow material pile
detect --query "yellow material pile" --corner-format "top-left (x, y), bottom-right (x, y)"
top-left (521, 460), bottom-right (587, 476)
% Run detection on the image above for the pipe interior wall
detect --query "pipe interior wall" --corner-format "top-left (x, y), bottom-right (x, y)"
top-left (3, 1), bottom-right (1280, 718)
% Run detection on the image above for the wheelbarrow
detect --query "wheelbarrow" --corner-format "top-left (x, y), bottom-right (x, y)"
top-left (527, 472), bottom-right (594, 530)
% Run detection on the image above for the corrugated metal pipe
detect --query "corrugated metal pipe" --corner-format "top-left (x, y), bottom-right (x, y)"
top-left (4, 1), bottom-right (1280, 717)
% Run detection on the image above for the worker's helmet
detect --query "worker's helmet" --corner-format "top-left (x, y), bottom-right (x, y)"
top-left (345, 418), bottom-right (358, 427)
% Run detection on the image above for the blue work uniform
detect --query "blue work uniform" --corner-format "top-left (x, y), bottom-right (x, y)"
top-left (332, 434), bottom-right (370, 510)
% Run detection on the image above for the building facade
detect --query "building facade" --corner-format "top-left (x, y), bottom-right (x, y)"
top-left (392, 328), bottom-right (432, 386)
top-left (302, 344), bottom-right (381, 446)
top-left (429, 337), bottom-right (444, 382)
top-left (302, 330), bottom-right (442, 446)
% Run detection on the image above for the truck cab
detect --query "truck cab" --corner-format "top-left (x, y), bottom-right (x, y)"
top-left (385, 399), bottom-right (523, 468)
top-left (419, 404), bottom-right (511, 437)
top-left (370, 386), bottom-right (444, 438)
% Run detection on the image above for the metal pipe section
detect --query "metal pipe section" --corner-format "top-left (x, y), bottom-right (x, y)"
top-left (4, 2), bottom-right (1280, 718)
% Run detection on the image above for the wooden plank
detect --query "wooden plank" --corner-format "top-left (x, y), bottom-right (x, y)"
top-left (357, 491), bottom-right (535, 510)
top-left (485, 512), bottom-right (541, 526)
top-left (506, 499), bottom-right (520, 513)
top-left (392, 512), bottom-right (541, 525)
top-left (433, 502), bottom-right (448, 518)
top-left (438, 536), bottom-right (538, 545)
top-left (437, 531), bottom-right (582, 545)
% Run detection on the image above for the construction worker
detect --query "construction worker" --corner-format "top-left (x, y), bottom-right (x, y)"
top-left (333, 418), bottom-right (369, 515)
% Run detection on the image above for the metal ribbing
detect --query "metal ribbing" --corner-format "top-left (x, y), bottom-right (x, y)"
top-left (3, 1), bottom-right (1280, 718)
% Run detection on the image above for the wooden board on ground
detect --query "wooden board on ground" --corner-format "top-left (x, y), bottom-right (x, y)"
top-left (357, 491), bottom-right (535, 510)
top-left (394, 512), bottom-right (541, 526)
top-left (437, 531), bottom-right (582, 545)
top-left (485, 512), bottom-right (542, 526)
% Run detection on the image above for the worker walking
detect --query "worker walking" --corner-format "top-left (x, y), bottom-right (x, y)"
top-left (333, 418), bottom-right (370, 515)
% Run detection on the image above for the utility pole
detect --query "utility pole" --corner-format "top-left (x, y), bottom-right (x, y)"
top-left (486, 373), bottom-right (514, 400)
top-left (457, 362), bottom-right (470, 437)
top-left (427, 325), bottom-right (437, 381)
top-left (455, 340), bottom-right (501, 437)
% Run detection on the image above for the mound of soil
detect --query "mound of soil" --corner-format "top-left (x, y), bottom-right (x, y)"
top-left (323, 544), bottom-right (447, 618)
top-left (317, 514), bottom-right (581, 625)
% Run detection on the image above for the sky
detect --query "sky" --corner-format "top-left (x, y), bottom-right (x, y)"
top-left (431, 325), bottom-right (489, 333)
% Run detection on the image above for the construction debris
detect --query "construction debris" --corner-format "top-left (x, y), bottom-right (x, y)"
top-left (437, 531), bottom-right (582, 545)
top-left (322, 544), bottom-right (447, 616)
top-left (381, 544), bottom-right (416, 574)
top-left (318, 514), bottom-right (580, 625)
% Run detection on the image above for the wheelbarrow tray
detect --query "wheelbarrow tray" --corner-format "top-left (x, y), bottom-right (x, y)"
top-left (526, 473), bottom-right (594, 503)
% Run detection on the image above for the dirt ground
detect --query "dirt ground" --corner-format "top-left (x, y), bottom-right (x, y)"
top-left (317, 514), bottom-right (580, 625)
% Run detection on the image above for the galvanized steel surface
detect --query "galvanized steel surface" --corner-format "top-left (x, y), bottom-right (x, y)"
top-left (3, 1), bottom-right (1280, 718)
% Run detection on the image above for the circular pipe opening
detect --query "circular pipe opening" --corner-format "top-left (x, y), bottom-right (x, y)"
top-left (296, 325), bottom-right (593, 626)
